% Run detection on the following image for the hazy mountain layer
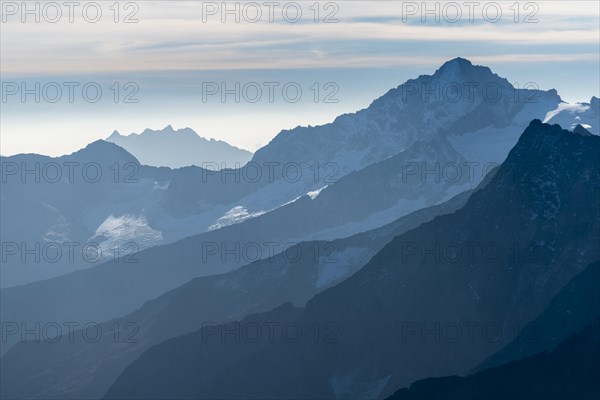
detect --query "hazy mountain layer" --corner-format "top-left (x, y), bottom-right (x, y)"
top-left (104, 121), bottom-right (600, 399)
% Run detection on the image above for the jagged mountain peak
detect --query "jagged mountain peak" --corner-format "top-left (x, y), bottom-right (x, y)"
top-left (573, 124), bottom-right (593, 136)
top-left (107, 130), bottom-right (122, 139)
top-left (441, 56), bottom-right (473, 67)
top-left (434, 57), bottom-right (475, 76)
top-left (137, 125), bottom-right (195, 137)
top-left (429, 57), bottom-right (510, 87)
top-left (510, 119), bottom-right (597, 152)
top-left (253, 59), bottom-right (562, 175)
top-left (371, 58), bottom-right (551, 115)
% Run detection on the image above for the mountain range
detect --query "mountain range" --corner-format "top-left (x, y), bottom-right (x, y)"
top-left (1, 58), bottom-right (599, 400)
top-left (1, 58), bottom-right (576, 288)
top-left (103, 120), bottom-right (600, 399)
top-left (0, 189), bottom-right (473, 399)
top-left (106, 125), bottom-right (253, 169)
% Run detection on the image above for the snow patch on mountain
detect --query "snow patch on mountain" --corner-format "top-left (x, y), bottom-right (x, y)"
top-left (89, 214), bottom-right (163, 259)
top-left (308, 186), bottom-right (328, 199)
top-left (41, 203), bottom-right (72, 243)
top-left (544, 102), bottom-right (590, 122)
top-left (544, 98), bottom-right (599, 135)
top-left (207, 206), bottom-right (267, 231)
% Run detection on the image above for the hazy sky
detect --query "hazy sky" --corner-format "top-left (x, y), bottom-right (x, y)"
top-left (1, 1), bottom-right (599, 156)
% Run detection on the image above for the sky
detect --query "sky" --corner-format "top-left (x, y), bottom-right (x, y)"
top-left (1, 0), bottom-right (599, 156)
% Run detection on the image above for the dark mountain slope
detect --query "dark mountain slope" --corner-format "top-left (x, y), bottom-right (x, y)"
top-left (474, 260), bottom-right (600, 372)
top-left (387, 318), bottom-right (600, 400)
top-left (104, 121), bottom-right (600, 399)
top-left (0, 190), bottom-right (473, 399)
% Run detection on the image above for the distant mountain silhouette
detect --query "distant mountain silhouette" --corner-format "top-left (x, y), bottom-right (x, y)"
top-left (4, 94), bottom-right (530, 355)
top-left (103, 120), bottom-right (600, 399)
top-left (0, 131), bottom-right (481, 357)
top-left (106, 125), bottom-right (253, 168)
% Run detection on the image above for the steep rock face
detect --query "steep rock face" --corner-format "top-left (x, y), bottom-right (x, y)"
top-left (103, 121), bottom-right (600, 399)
